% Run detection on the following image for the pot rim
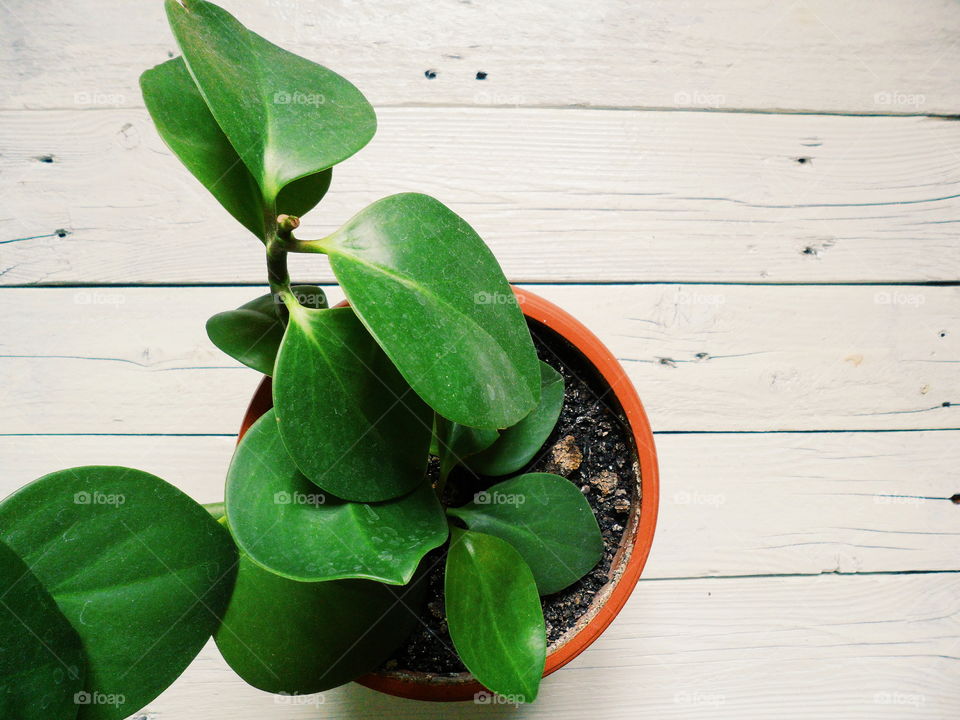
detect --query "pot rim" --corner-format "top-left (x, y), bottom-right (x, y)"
top-left (237, 285), bottom-right (659, 702)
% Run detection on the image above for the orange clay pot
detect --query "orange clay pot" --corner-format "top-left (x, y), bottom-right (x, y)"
top-left (238, 286), bottom-right (659, 702)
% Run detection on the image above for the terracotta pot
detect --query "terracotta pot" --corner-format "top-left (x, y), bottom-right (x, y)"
top-left (238, 286), bottom-right (659, 702)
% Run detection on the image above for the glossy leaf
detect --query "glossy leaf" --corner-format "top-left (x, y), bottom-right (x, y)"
top-left (141, 56), bottom-right (264, 237)
top-left (166, 0), bottom-right (376, 202)
top-left (215, 554), bottom-right (426, 694)
top-left (321, 193), bottom-right (541, 429)
top-left (435, 415), bottom-right (498, 481)
top-left (141, 56), bottom-right (334, 237)
top-left (273, 305), bottom-right (432, 502)
top-left (228, 410), bottom-right (447, 584)
top-left (445, 527), bottom-right (545, 702)
top-left (448, 473), bottom-right (602, 595)
top-left (467, 362), bottom-right (565, 476)
top-left (0, 467), bottom-right (238, 720)
top-left (0, 540), bottom-right (85, 720)
top-left (276, 167), bottom-right (333, 219)
top-left (206, 284), bottom-right (327, 375)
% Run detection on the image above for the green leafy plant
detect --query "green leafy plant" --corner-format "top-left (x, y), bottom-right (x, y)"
top-left (0, 1), bottom-right (606, 714)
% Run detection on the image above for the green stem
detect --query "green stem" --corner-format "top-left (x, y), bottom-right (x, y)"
top-left (435, 471), bottom-right (447, 497)
top-left (266, 234), bottom-right (291, 297)
top-left (202, 501), bottom-right (226, 522)
top-left (281, 234), bottom-right (333, 254)
top-left (266, 214), bottom-right (301, 321)
top-left (293, 239), bottom-right (331, 253)
top-left (264, 216), bottom-right (332, 321)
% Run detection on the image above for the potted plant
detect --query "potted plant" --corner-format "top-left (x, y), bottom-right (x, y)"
top-left (0, 1), bottom-right (658, 716)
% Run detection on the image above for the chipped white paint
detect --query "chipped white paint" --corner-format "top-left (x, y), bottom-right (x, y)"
top-left (1, 0), bottom-right (958, 717)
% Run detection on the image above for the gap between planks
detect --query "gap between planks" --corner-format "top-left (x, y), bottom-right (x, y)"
top-left (3, 0), bottom-right (960, 115)
top-left (2, 431), bottom-right (958, 579)
top-left (2, 284), bottom-right (957, 433)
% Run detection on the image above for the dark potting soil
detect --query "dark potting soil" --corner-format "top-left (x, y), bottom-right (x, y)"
top-left (380, 318), bottom-right (641, 676)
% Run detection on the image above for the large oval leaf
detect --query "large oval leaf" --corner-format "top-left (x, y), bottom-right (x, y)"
top-left (206, 284), bottom-right (327, 375)
top-left (448, 473), bottom-right (602, 595)
top-left (0, 540), bottom-right (85, 719)
top-left (228, 410), bottom-right (447, 584)
top-left (273, 305), bottom-right (432, 502)
top-left (467, 361), bottom-right (565, 477)
top-left (0, 467), bottom-right (237, 720)
top-left (445, 527), bottom-right (545, 702)
top-left (141, 56), bottom-right (264, 237)
top-left (320, 193), bottom-right (541, 429)
top-left (141, 57), bottom-right (333, 237)
top-left (215, 554), bottom-right (426, 694)
top-left (165, 0), bottom-right (376, 202)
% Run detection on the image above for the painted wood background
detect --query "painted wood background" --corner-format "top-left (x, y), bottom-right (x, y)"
top-left (1, 0), bottom-right (958, 718)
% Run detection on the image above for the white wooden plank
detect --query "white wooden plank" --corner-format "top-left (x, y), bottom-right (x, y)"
top-left (2, 285), bottom-right (958, 434)
top-left (0, 435), bottom-right (237, 506)
top-left (135, 573), bottom-right (960, 718)
top-left (2, 432), bottom-right (957, 578)
top-left (2, 0), bottom-right (959, 114)
top-left (3, 108), bottom-right (960, 285)
top-left (650, 431), bottom-right (960, 577)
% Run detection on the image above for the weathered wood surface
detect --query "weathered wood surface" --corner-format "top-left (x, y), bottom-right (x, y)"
top-left (2, 0), bottom-right (958, 717)
top-left (143, 573), bottom-right (960, 719)
top-left (2, 109), bottom-right (960, 284)
top-left (2, 431), bottom-right (957, 579)
top-left (2, 285), bottom-right (957, 434)
top-left (3, 0), bottom-right (959, 114)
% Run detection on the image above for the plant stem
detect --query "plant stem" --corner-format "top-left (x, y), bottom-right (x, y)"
top-left (287, 237), bottom-right (331, 254)
top-left (265, 235), bottom-right (293, 325)
top-left (434, 472), bottom-right (449, 499)
top-left (264, 215), bottom-right (331, 321)
top-left (202, 501), bottom-right (226, 522)
top-left (266, 214), bottom-right (301, 321)
top-left (266, 234), bottom-right (291, 297)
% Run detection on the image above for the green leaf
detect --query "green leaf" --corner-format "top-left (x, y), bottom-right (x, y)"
top-left (445, 527), bottom-right (545, 702)
top-left (0, 467), bottom-right (238, 720)
top-left (0, 540), bottom-right (85, 719)
top-left (141, 56), bottom-right (265, 237)
top-left (276, 167), bottom-right (333, 219)
top-left (467, 362), bottom-right (565, 477)
top-left (216, 554), bottom-right (426, 694)
top-left (448, 473), bottom-right (602, 595)
top-left (435, 415), bottom-right (498, 481)
top-left (206, 284), bottom-right (327, 375)
top-left (273, 305), bottom-right (432, 502)
top-left (228, 410), bottom-right (447, 584)
top-left (320, 193), bottom-right (541, 429)
top-left (141, 56), bottom-right (334, 238)
top-left (165, 0), bottom-right (376, 203)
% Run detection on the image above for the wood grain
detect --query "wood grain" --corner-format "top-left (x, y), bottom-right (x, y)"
top-left (2, 285), bottom-right (957, 434)
top-left (2, 1), bottom-right (957, 715)
top-left (3, 109), bottom-right (960, 285)
top-left (141, 573), bottom-right (960, 718)
top-left (2, 432), bottom-right (957, 579)
top-left (2, 0), bottom-right (959, 114)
